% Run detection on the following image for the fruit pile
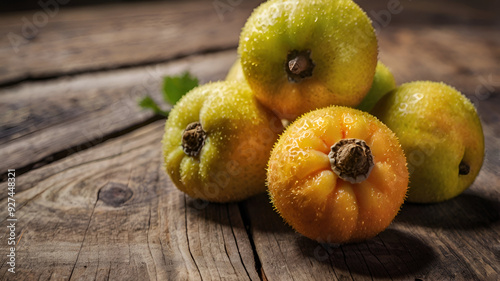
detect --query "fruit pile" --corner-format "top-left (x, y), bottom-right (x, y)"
top-left (161, 0), bottom-right (484, 244)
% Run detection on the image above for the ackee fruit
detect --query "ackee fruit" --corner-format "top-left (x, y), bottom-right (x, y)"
top-left (267, 106), bottom-right (408, 243)
top-left (163, 81), bottom-right (283, 202)
top-left (357, 61), bottom-right (396, 112)
top-left (238, 0), bottom-right (378, 120)
top-left (372, 81), bottom-right (485, 203)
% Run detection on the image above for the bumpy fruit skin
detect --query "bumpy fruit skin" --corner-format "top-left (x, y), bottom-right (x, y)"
top-left (372, 81), bottom-right (485, 203)
top-left (267, 106), bottom-right (408, 243)
top-left (225, 59), bottom-right (246, 82)
top-left (239, 0), bottom-right (378, 120)
top-left (163, 81), bottom-right (283, 202)
top-left (357, 61), bottom-right (396, 112)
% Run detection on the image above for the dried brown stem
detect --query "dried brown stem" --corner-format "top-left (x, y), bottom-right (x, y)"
top-left (329, 138), bottom-right (374, 183)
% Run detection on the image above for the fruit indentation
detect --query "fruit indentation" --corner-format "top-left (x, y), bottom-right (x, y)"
top-left (286, 49), bottom-right (315, 82)
top-left (182, 122), bottom-right (207, 157)
top-left (459, 161), bottom-right (470, 175)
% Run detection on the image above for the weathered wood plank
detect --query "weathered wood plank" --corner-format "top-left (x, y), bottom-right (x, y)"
top-left (2, 24), bottom-right (499, 177)
top-left (379, 26), bottom-right (500, 95)
top-left (1, 0), bottom-right (498, 86)
top-left (241, 92), bottom-right (500, 280)
top-left (359, 0), bottom-right (500, 27)
top-left (0, 120), bottom-right (259, 281)
top-left (1, 103), bottom-right (497, 280)
top-left (0, 0), bottom-right (263, 85)
top-left (0, 1), bottom-right (498, 280)
top-left (244, 154), bottom-right (500, 279)
top-left (0, 50), bottom-right (237, 174)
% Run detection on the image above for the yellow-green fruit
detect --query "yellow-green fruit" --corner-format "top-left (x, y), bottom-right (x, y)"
top-left (372, 81), bottom-right (485, 203)
top-left (238, 0), bottom-right (378, 120)
top-left (225, 59), bottom-right (295, 129)
top-left (225, 58), bottom-right (246, 82)
top-left (162, 81), bottom-right (283, 202)
top-left (357, 61), bottom-right (396, 112)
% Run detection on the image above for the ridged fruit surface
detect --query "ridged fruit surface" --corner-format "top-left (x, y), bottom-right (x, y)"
top-left (238, 0), bottom-right (378, 120)
top-left (163, 81), bottom-right (283, 202)
top-left (267, 106), bottom-right (408, 243)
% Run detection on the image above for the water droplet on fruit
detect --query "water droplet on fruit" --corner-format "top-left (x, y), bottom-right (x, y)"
top-left (413, 92), bottom-right (424, 103)
top-left (398, 103), bottom-right (408, 113)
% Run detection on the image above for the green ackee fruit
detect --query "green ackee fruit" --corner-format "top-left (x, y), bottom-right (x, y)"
top-left (238, 0), bottom-right (378, 120)
top-left (162, 81), bottom-right (283, 202)
top-left (372, 81), bottom-right (485, 203)
top-left (357, 61), bottom-right (396, 112)
top-left (225, 58), bottom-right (246, 82)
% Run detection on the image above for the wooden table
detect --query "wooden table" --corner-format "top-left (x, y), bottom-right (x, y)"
top-left (1, 0), bottom-right (499, 280)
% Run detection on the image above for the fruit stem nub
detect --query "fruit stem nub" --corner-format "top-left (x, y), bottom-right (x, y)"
top-left (182, 122), bottom-right (207, 157)
top-left (329, 138), bottom-right (374, 184)
top-left (286, 50), bottom-right (315, 82)
top-left (459, 161), bottom-right (470, 175)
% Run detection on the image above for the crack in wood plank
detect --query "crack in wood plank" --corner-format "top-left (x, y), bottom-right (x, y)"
top-left (0, 115), bottom-right (163, 183)
top-left (0, 2), bottom-right (498, 275)
top-left (184, 195), bottom-right (202, 280)
top-left (364, 240), bottom-right (391, 278)
top-left (226, 204), bottom-right (253, 281)
top-left (0, 46), bottom-right (240, 89)
top-left (68, 187), bottom-right (100, 280)
top-left (0, 50), bottom-right (238, 181)
top-left (238, 203), bottom-right (264, 281)
top-left (339, 246), bottom-right (354, 281)
top-left (146, 206), bottom-right (158, 280)
top-left (0, 0), bottom-right (264, 86)
top-left (220, 212), bottom-right (238, 278)
top-left (318, 243), bottom-right (340, 280)
top-left (0, 123), bottom-right (162, 208)
top-left (0, 116), bottom-right (498, 279)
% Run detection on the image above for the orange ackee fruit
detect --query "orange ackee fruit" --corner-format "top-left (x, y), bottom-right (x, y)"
top-left (267, 106), bottom-right (409, 243)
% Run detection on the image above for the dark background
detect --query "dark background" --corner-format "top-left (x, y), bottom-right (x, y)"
top-left (1, 0), bottom-right (499, 26)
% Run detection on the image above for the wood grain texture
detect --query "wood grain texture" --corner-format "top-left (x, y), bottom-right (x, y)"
top-left (1, 0), bottom-right (499, 279)
top-left (2, 24), bottom-right (499, 177)
top-left (1, 96), bottom-right (498, 280)
top-left (1, 0), bottom-right (498, 86)
top-left (0, 0), bottom-right (263, 85)
top-left (243, 157), bottom-right (500, 280)
top-left (378, 26), bottom-right (500, 94)
top-left (239, 94), bottom-right (500, 280)
top-left (0, 50), bottom-right (237, 175)
top-left (0, 121), bottom-right (259, 281)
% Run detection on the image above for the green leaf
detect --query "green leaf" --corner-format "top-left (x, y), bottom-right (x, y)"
top-left (162, 72), bottom-right (199, 105)
top-left (137, 72), bottom-right (199, 118)
top-left (138, 95), bottom-right (169, 117)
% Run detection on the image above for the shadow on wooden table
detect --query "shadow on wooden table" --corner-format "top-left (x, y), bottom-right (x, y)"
top-left (242, 194), bottom-right (437, 279)
top-left (241, 193), bottom-right (298, 234)
top-left (296, 228), bottom-right (436, 279)
top-left (396, 191), bottom-right (500, 230)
